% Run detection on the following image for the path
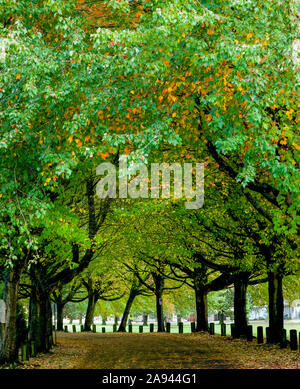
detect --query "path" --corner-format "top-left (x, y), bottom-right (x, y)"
top-left (22, 332), bottom-right (300, 369)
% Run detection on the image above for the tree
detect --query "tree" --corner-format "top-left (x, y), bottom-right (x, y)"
top-left (118, 274), bottom-right (152, 332)
top-left (80, 261), bottom-right (125, 331)
top-left (52, 282), bottom-right (87, 331)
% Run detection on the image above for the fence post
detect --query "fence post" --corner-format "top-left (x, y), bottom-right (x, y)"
top-left (128, 324), bottom-right (132, 333)
top-left (102, 327), bottom-right (106, 333)
top-left (92, 324), bottom-right (96, 333)
top-left (246, 325), bottom-right (253, 342)
top-left (221, 323), bottom-right (226, 336)
top-left (166, 323), bottom-right (171, 333)
top-left (290, 330), bottom-right (298, 351)
top-left (257, 326), bottom-right (264, 344)
top-left (80, 325), bottom-right (84, 332)
top-left (191, 322), bottom-right (196, 333)
top-left (209, 323), bottom-right (215, 335)
top-left (280, 329), bottom-right (287, 349)
top-left (149, 323), bottom-right (154, 333)
top-left (64, 325), bottom-right (68, 333)
top-left (178, 322), bottom-right (183, 334)
top-left (266, 327), bottom-right (270, 343)
top-left (139, 325), bottom-right (143, 333)
top-left (72, 325), bottom-right (76, 333)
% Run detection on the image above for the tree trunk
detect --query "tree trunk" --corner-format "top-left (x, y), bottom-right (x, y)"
top-left (152, 273), bottom-right (165, 332)
top-left (233, 274), bottom-right (249, 338)
top-left (56, 303), bottom-right (64, 331)
top-left (195, 286), bottom-right (208, 331)
top-left (155, 292), bottom-right (165, 332)
top-left (118, 289), bottom-right (137, 332)
top-left (143, 314), bottom-right (148, 326)
top-left (193, 265), bottom-right (208, 332)
top-left (84, 293), bottom-right (97, 331)
top-left (268, 268), bottom-right (284, 343)
top-left (29, 291), bottom-right (53, 353)
top-left (0, 270), bottom-right (20, 363)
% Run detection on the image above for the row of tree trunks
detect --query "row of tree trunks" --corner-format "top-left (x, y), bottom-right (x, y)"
top-left (54, 267), bottom-right (285, 343)
top-left (115, 268), bottom-right (282, 340)
top-left (26, 270), bottom-right (281, 345)
top-left (193, 269), bottom-right (284, 344)
top-left (0, 265), bottom-right (284, 364)
top-left (192, 275), bottom-right (248, 336)
top-left (0, 177), bottom-right (111, 363)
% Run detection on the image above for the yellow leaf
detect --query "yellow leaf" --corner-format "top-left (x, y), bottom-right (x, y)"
top-left (75, 138), bottom-right (82, 147)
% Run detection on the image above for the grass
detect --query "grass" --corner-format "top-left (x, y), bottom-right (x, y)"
top-left (247, 322), bottom-right (300, 340)
top-left (62, 321), bottom-right (300, 340)
top-left (203, 322), bottom-right (300, 340)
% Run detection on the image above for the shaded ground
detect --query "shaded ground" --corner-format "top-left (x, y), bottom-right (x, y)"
top-left (18, 332), bottom-right (300, 369)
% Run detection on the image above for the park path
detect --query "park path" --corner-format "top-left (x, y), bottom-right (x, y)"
top-left (22, 332), bottom-right (300, 369)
